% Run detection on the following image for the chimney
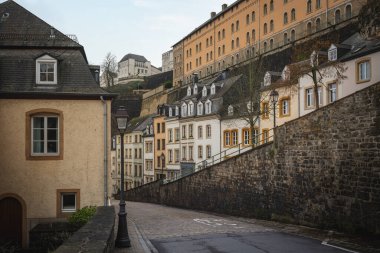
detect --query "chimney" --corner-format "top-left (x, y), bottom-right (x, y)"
top-left (222, 4), bottom-right (228, 11)
top-left (211, 12), bottom-right (216, 18)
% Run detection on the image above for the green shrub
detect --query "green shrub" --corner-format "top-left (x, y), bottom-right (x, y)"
top-left (68, 206), bottom-right (97, 229)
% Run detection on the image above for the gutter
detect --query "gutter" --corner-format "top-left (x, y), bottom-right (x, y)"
top-left (100, 96), bottom-right (108, 206)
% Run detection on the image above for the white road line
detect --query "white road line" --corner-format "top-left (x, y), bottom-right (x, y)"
top-left (321, 241), bottom-right (360, 253)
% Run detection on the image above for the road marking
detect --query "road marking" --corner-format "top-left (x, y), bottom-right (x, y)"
top-left (193, 218), bottom-right (245, 229)
top-left (321, 241), bottom-right (359, 253)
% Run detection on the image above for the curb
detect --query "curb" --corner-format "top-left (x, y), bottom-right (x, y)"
top-left (129, 218), bottom-right (159, 253)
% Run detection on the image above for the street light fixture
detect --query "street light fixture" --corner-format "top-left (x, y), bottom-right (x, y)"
top-left (160, 153), bottom-right (165, 180)
top-left (114, 106), bottom-right (131, 248)
top-left (270, 90), bottom-right (279, 128)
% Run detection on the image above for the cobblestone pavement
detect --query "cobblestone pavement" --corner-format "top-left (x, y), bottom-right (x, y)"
top-left (113, 201), bottom-right (380, 253)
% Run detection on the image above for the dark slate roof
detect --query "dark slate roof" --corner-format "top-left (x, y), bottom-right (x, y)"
top-left (0, 0), bottom-right (80, 48)
top-left (119, 53), bottom-right (148, 63)
top-left (0, 1), bottom-right (115, 98)
top-left (340, 34), bottom-right (380, 62)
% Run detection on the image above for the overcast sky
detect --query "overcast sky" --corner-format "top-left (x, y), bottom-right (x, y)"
top-left (14, 0), bottom-right (236, 67)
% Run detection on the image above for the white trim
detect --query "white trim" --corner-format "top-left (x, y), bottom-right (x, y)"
top-left (36, 54), bottom-right (57, 85)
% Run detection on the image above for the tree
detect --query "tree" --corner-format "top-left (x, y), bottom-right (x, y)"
top-left (287, 36), bottom-right (346, 109)
top-left (358, 0), bottom-right (380, 38)
top-left (101, 52), bottom-right (117, 87)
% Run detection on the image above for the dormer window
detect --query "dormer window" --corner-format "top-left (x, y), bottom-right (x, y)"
top-left (228, 105), bottom-right (234, 116)
top-left (150, 125), bottom-right (154, 134)
top-left (282, 66), bottom-right (290, 80)
top-left (328, 45), bottom-right (337, 61)
top-left (175, 106), bottom-right (179, 116)
top-left (181, 103), bottom-right (187, 117)
top-left (188, 101), bottom-right (194, 116)
top-left (205, 100), bottom-right (212, 114)
top-left (202, 86), bottom-right (207, 97)
top-left (210, 84), bottom-right (216, 95)
top-left (169, 107), bottom-right (173, 117)
top-left (264, 72), bottom-right (271, 86)
top-left (187, 86), bottom-right (192, 96)
top-left (197, 102), bottom-right (203, 116)
top-left (36, 55), bottom-right (57, 85)
top-left (193, 84), bottom-right (198, 94)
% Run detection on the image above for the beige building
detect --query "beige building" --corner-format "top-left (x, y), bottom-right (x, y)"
top-left (173, 0), bottom-right (364, 87)
top-left (162, 50), bottom-right (174, 72)
top-left (0, 1), bottom-right (115, 248)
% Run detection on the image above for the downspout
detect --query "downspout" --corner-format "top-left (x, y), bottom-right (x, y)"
top-left (100, 96), bottom-right (108, 206)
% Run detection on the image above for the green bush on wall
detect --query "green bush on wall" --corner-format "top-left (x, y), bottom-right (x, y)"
top-left (68, 206), bottom-right (97, 229)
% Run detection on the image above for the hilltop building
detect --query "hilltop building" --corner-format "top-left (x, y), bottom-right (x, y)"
top-left (162, 50), bottom-right (174, 72)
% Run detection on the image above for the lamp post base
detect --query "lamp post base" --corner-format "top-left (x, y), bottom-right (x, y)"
top-left (115, 202), bottom-right (131, 248)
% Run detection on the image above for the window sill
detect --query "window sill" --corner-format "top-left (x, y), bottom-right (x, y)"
top-left (356, 79), bottom-right (371, 84)
top-left (27, 154), bottom-right (62, 160)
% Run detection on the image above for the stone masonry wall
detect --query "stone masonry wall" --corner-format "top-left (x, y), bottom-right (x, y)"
top-left (126, 83), bottom-right (380, 234)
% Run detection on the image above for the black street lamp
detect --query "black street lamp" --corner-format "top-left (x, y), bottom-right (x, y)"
top-left (115, 106), bottom-right (131, 248)
top-left (270, 90), bottom-right (279, 128)
top-left (160, 153), bottom-right (165, 180)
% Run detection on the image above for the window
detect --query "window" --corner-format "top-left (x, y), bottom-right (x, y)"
top-left (198, 146), bottom-right (203, 159)
top-left (188, 146), bottom-right (193, 160)
top-left (211, 84), bottom-right (216, 95)
top-left (222, 29), bottom-right (225, 38)
top-left (307, 22), bottom-right (312, 35)
top-left (264, 42), bottom-right (267, 52)
top-left (357, 60), bottom-right (371, 83)
top-left (291, 29), bottom-right (296, 41)
top-left (231, 130), bottom-right (238, 146)
top-left (189, 124), bottom-right (193, 138)
top-left (218, 31), bottom-right (221, 41)
top-left (307, 0), bottom-right (312, 13)
top-left (242, 129), bottom-right (250, 146)
top-left (252, 29), bottom-right (256, 41)
top-left (236, 37), bottom-right (240, 47)
top-left (182, 146), bottom-right (187, 160)
top-left (246, 32), bottom-right (250, 44)
top-left (316, 0), bottom-right (321, 9)
top-left (328, 46), bottom-right (337, 61)
top-left (57, 189), bottom-right (79, 217)
top-left (246, 14), bottom-right (250, 25)
top-left (168, 129), bottom-right (173, 143)
top-left (252, 11), bottom-right (256, 22)
top-left (284, 12), bottom-right (288, 24)
top-left (262, 102), bottom-right (269, 118)
top-left (205, 100), bottom-right (212, 114)
top-left (345, 4), bottom-right (352, 19)
top-left (270, 0), bottom-right (274, 11)
top-left (27, 109), bottom-right (63, 160)
top-left (252, 128), bottom-right (259, 145)
top-left (162, 123), bottom-right (165, 133)
top-left (198, 126), bottom-right (203, 139)
top-left (264, 4), bottom-right (267, 15)
top-left (335, 9), bottom-right (341, 24)
top-left (206, 145), bottom-right (212, 158)
top-left (188, 102), bottom-right (194, 116)
top-left (175, 149), bottom-right (180, 163)
top-left (328, 83), bottom-right (337, 103)
top-left (182, 125), bottom-right (187, 139)
top-left (206, 125), bottom-right (211, 138)
top-left (162, 139), bottom-right (165, 150)
top-left (280, 98), bottom-right (290, 116)
top-left (175, 128), bottom-right (180, 141)
top-left (264, 23), bottom-right (268, 34)
top-left (36, 55), bottom-right (57, 84)
top-left (224, 131), bottom-right (231, 147)
top-left (284, 33), bottom-right (288, 44)
top-left (156, 123), bottom-right (161, 133)
top-left (270, 20), bottom-right (274, 32)
top-left (316, 18), bottom-right (321, 31)
top-left (236, 20), bottom-right (239, 31)
top-left (262, 129), bottom-right (269, 143)
top-left (157, 140), bottom-right (161, 151)
top-left (291, 9), bottom-right (296, 21)
top-left (182, 103), bottom-right (187, 117)
top-left (228, 105), bottom-right (234, 116)
top-left (270, 39), bottom-right (274, 50)
top-left (231, 23), bottom-right (235, 33)
top-left (306, 88), bottom-right (314, 108)
top-left (318, 86), bottom-right (323, 106)
top-left (197, 102), bottom-right (203, 115)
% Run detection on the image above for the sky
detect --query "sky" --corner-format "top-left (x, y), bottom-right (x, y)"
top-left (13, 0), bottom-right (236, 67)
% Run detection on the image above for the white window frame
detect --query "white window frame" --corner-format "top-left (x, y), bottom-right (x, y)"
top-left (328, 45), bottom-right (337, 61)
top-left (306, 88), bottom-right (313, 108)
top-left (197, 102), bottom-right (203, 115)
top-left (36, 55), bottom-right (57, 85)
top-left (205, 100), bottom-right (212, 114)
top-left (206, 125), bottom-right (212, 138)
top-left (187, 86), bottom-right (192, 96)
top-left (31, 115), bottom-right (59, 156)
top-left (210, 84), bottom-right (216, 95)
top-left (282, 99), bottom-right (289, 115)
top-left (61, 192), bottom-right (76, 213)
top-left (328, 83), bottom-right (337, 103)
top-left (202, 86), bottom-right (207, 97)
top-left (358, 60), bottom-right (371, 82)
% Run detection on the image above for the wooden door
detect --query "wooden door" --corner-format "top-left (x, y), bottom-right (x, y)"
top-left (0, 197), bottom-right (22, 247)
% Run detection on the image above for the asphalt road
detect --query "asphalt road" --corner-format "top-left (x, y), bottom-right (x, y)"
top-left (125, 201), bottom-right (355, 253)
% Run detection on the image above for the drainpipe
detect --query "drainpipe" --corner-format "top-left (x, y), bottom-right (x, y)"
top-left (100, 96), bottom-right (108, 206)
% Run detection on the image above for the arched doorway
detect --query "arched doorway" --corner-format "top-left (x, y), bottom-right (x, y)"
top-left (0, 195), bottom-right (26, 248)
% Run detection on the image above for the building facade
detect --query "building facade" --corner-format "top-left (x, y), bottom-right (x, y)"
top-left (118, 53), bottom-right (161, 81)
top-left (162, 50), bottom-right (174, 72)
top-left (173, 0), bottom-right (364, 87)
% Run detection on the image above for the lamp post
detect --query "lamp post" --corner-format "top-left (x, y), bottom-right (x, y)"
top-left (160, 153), bottom-right (165, 180)
top-left (270, 90), bottom-right (279, 128)
top-left (115, 106), bottom-right (131, 248)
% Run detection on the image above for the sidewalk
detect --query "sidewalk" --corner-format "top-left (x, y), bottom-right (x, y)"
top-left (113, 200), bottom-right (153, 253)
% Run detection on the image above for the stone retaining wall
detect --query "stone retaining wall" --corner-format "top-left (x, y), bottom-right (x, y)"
top-left (54, 206), bottom-right (115, 253)
top-left (126, 83), bottom-right (380, 234)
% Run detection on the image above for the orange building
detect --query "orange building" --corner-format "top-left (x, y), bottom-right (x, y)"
top-left (153, 114), bottom-right (166, 179)
top-left (173, 0), bottom-right (364, 87)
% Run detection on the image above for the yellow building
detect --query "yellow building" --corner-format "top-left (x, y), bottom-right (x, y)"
top-left (0, 1), bottom-right (115, 248)
top-left (153, 111), bottom-right (167, 179)
top-left (173, 0), bottom-right (363, 87)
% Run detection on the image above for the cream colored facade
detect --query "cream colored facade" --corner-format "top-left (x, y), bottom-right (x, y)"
top-left (0, 99), bottom-right (112, 245)
top-left (173, 0), bottom-right (363, 87)
top-left (153, 115), bottom-right (166, 179)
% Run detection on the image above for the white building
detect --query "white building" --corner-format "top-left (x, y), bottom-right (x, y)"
top-left (162, 50), bottom-right (173, 72)
top-left (142, 118), bottom-right (155, 184)
top-left (118, 53), bottom-right (161, 80)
